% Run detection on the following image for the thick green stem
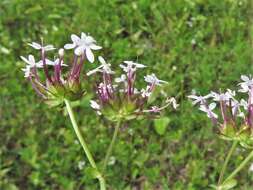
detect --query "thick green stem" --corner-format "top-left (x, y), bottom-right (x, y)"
top-left (217, 141), bottom-right (238, 185)
top-left (102, 120), bottom-right (121, 172)
top-left (64, 99), bottom-right (106, 190)
top-left (223, 149), bottom-right (253, 184)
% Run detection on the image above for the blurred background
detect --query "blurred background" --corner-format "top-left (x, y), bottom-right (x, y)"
top-left (1, 0), bottom-right (253, 189)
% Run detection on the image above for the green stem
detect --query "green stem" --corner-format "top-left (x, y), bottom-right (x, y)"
top-left (218, 141), bottom-right (238, 185)
top-left (64, 99), bottom-right (106, 190)
top-left (223, 149), bottom-right (253, 184)
top-left (102, 120), bottom-right (121, 172)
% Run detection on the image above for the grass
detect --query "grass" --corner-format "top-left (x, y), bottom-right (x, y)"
top-left (1, 0), bottom-right (253, 189)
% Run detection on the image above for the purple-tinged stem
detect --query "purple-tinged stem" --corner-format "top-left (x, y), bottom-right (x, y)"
top-left (220, 101), bottom-right (227, 125)
top-left (29, 76), bottom-right (46, 98)
top-left (41, 49), bottom-right (52, 83)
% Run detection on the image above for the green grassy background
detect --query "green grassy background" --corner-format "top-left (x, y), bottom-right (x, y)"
top-left (1, 0), bottom-right (253, 189)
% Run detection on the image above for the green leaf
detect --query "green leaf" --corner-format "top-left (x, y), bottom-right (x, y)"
top-left (154, 117), bottom-right (170, 135)
top-left (220, 179), bottom-right (237, 190)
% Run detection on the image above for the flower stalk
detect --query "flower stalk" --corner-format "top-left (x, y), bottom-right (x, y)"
top-left (102, 120), bottom-right (121, 172)
top-left (64, 99), bottom-right (106, 190)
top-left (217, 141), bottom-right (238, 186)
top-left (222, 149), bottom-right (253, 185)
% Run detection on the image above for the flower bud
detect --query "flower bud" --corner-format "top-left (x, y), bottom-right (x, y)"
top-left (58, 48), bottom-right (64, 57)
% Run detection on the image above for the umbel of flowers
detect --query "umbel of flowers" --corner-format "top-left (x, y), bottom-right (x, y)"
top-left (21, 33), bottom-right (101, 107)
top-left (88, 57), bottom-right (178, 122)
top-left (188, 75), bottom-right (253, 148)
top-left (21, 32), bottom-right (177, 190)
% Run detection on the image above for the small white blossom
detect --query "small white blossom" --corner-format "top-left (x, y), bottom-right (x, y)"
top-left (78, 161), bottom-right (85, 170)
top-left (115, 74), bottom-right (126, 83)
top-left (238, 75), bottom-right (253, 93)
top-left (21, 66), bottom-right (31, 78)
top-left (144, 73), bottom-right (168, 86)
top-left (58, 48), bottom-right (64, 57)
top-left (167, 97), bottom-right (179, 109)
top-left (240, 99), bottom-right (248, 110)
top-left (64, 32), bottom-right (102, 63)
top-left (191, 39), bottom-right (196, 45)
top-left (199, 103), bottom-right (218, 119)
top-left (211, 91), bottom-right (233, 102)
top-left (87, 56), bottom-right (114, 76)
top-left (188, 94), bottom-right (208, 105)
top-left (90, 100), bottom-right (100, 110)
top-left (38, 58), bottom-right (68, 67)
top-left (119, 61), bottom-right (146, 73)
top-left (28, 42), bottom-right (55, 51)
top-left (141, 86), bottom-right (152, 97)
top-left (20, 55), bottom-right (43, 68)
top-left (108, 156), bottom-right (116, 166)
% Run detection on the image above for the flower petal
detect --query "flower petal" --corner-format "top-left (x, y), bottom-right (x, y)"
top-left (20, 56), bottom-right (29, 64)
top-left (44, 45), bottom-right (55, 51)
top-left (241, 75), bottom-right (249, 82)
top-left (64, 43), bottom-right (75, 49)
top-left (71, 34), bottom-right (80, 44)
top-left (81, 32), bottom-right (87, 39)
top-left (90, 44), bottom-right (102, 50)
top-left (86, 48), bottom-right (94, 63)
top-left (28, 42), bottom-right (41, 49)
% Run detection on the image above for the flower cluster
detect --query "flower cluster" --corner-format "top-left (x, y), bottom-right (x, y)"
top-left (21, 33), bottom-right (101, 106)
top-left (188, 75), bottom-right (253, 148)
top-left (88, 58), bottom-right (178, 122)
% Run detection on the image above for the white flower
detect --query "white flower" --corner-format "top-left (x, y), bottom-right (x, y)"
top-left (188, 94), bottom-right (211, 105)
top-left (108, 156), bottom-right (116, 166)
top-left (21, 66), bottom-right (31, 78)
top-left (119, 61), bottom-right (146, 73)
top-left (38, 58), bottom-right (68, 67)
top-left (144, 73), bottom-right (168, 86)
top-left (20, 55), bottom-right (43, 68)
top-left (28, 42), bottom-right (55, 51)
top-left (166, 97), bottom-right (179, 109)
top-left (141, 86), bottom-right (152, 97)
top-left (78, 161), bottom-right (85, 170)
top-left (58, 48), bottom-right (64, 57)
top-left (211, 91), bottom-right (233, 102)
top-left (115, 74), bottom-right (126, 83)
top-left (199, 103), bottom-right (218, 119)
top-left (238, 75), bottom-right (253, 93)
top-left (87, 56), bottom-right (114, 76)
top-left (64, 32), bottom-right (102, 63)
top-left (90, 100), bottom-right (100, 110)
top-left (240, 99), bottom-right (248, 110)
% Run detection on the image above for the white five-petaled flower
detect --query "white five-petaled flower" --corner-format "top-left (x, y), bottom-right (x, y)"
top-left (28, 42), bottom-right (55, 51)
top-left (87, 56), bottom-right (114, 76)
top-left (199, 102), bottom-right (218, 119)
top-left (188, 94), bottom-right (212, 105)
top-left (144, 73), bottom-right (168, 86)
top-left (238, 75), bottom-right (253, 93)
top-left (119, 61), bottom-right (146, 73)
top-left (211, 91), bottom-right (234, 102)
top-left (64, 32), bottom-right (102, 63)
top-left (20, 55), bottom-right (43, 68)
